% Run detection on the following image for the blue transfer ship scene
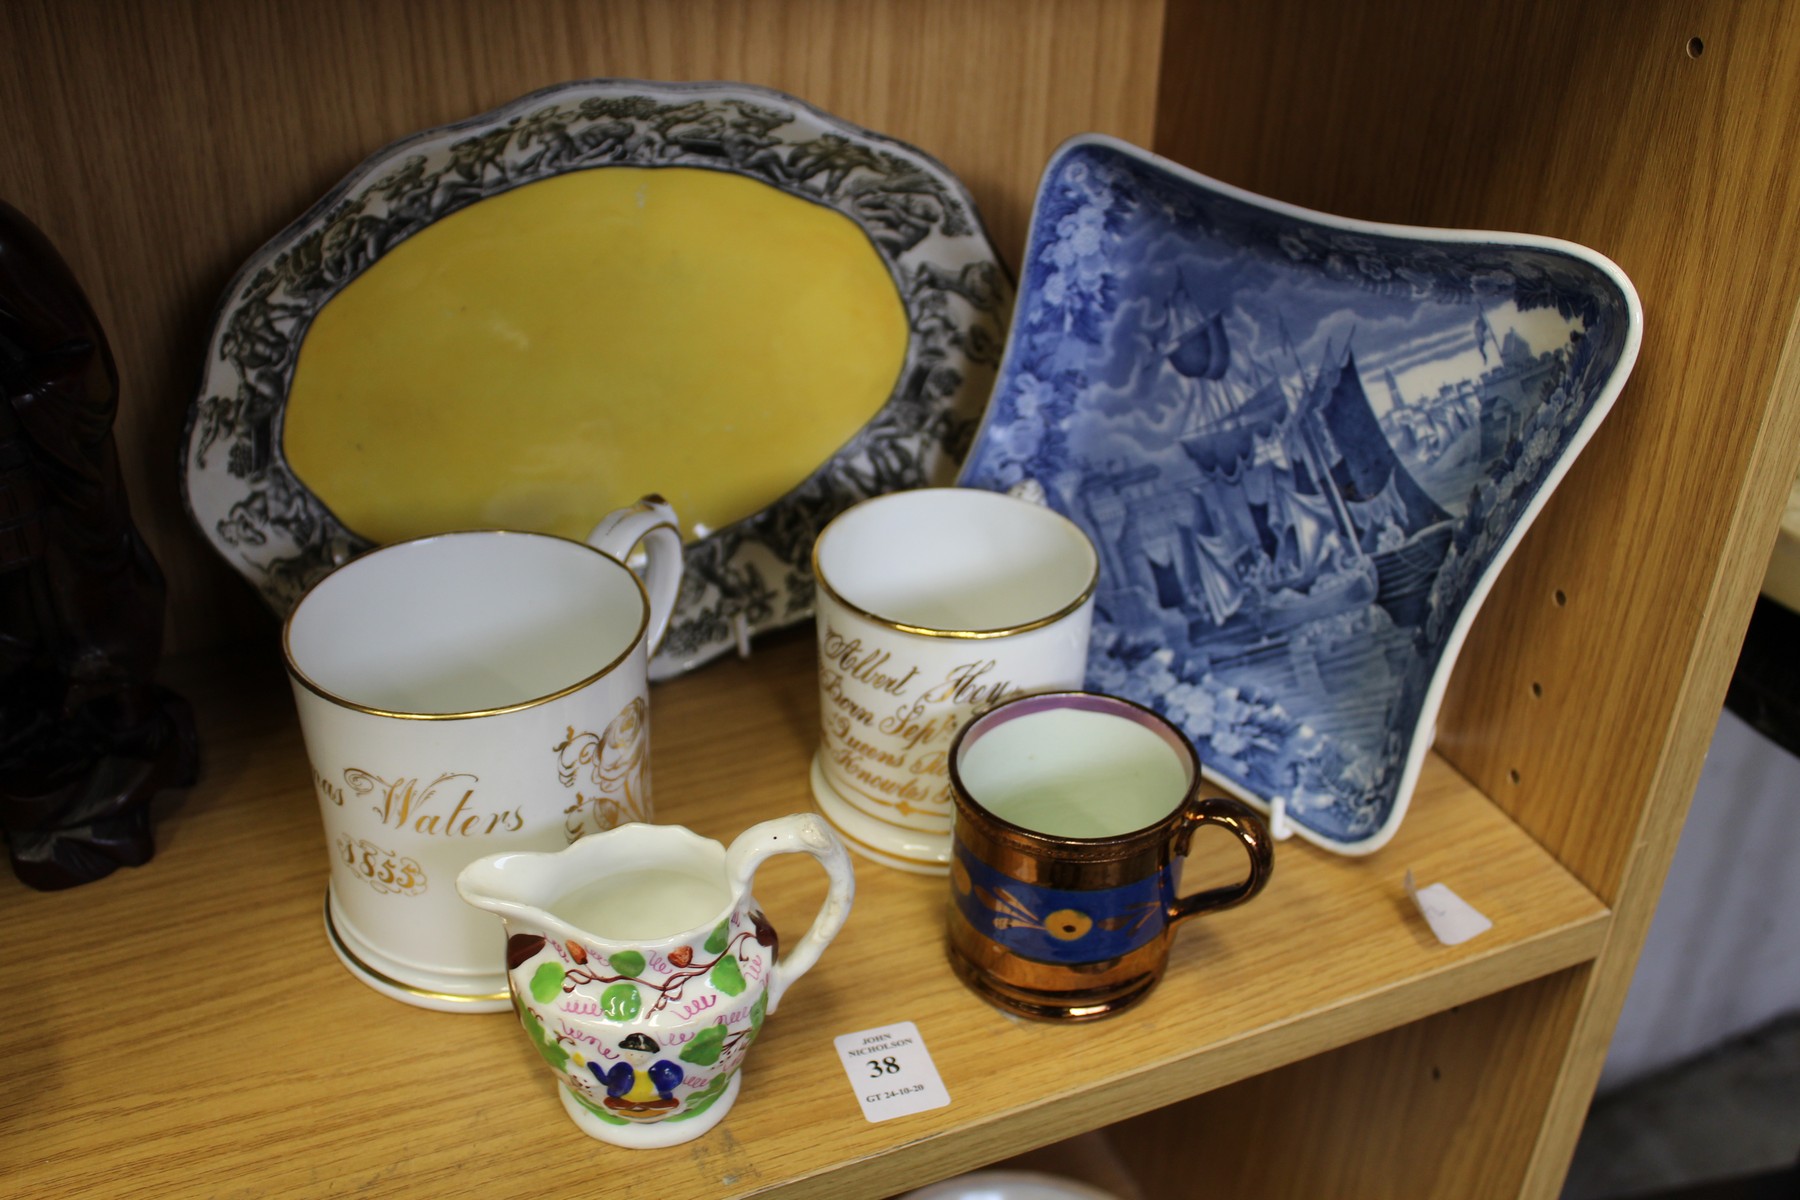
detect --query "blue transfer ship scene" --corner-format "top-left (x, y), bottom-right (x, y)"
top-left (960, 140), bottom-right (1635, 847)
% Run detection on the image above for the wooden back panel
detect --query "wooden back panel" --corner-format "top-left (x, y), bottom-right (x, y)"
top-left (0, 0), bottom-right (1166, 653)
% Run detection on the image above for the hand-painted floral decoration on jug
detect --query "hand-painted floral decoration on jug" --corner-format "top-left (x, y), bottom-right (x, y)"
top-left (459, 816), bottom-right (853, 1147)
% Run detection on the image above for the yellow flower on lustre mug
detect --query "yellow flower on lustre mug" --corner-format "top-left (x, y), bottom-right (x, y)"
top-left (809, 488), bottom-right (1099, 874)
top-left (283, 498), bottom-right (681, 1011)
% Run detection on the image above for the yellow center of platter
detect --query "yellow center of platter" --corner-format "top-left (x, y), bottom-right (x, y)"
top-left (283, 167), bottom-right (909, 544)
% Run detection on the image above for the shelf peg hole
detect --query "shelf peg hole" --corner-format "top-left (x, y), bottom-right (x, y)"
top-left (1553, 588), bottom-right (1568, 607)
top-left (1508, 768), bottom-right (1522, 786)
top-left (1687, 36), bottom-right (1704, 58)
top-left (1530, 681), bottom-right (1543, 699)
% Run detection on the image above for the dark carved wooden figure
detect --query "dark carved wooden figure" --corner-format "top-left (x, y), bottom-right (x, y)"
top-left (0, 199), bottom-right (198, 889)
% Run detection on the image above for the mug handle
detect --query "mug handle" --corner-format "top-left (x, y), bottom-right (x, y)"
top-left (586, 495), bottom-right (684, 655)
top-left (722, 814), bottom-right (856, 1014)
top-left (1169, 795), bottom-right (1274, 924)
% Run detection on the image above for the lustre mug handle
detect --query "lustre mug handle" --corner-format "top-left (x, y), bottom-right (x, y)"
top-left (723, 814), bottom-right (856, 1013)
top-left (1169, 795), bottom-right (1274, 924)
top-left (587, 494), bottom-right (684, 654)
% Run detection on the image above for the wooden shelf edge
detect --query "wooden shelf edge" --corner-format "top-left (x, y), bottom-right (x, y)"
top-left (748, 903), bottom-right (1609, 1200)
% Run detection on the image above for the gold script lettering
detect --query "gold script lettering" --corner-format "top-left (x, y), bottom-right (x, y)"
top-left (830, 714), bottom-right (907, 768)
top-left (909, 749), bottom-right (949, 778)
top-left (822, 629), bottom-right (919, 696)
top-left (830, 746), bottom-right (934, 803)
top-left (877, 698), bottom-right (952, 752)
top-left (918, 660), bottom-right (1019, 710)
top-left (818, 668), bottom-right (875, 726)
top-left (343, 769), bottom-right (523, 837)
top-left (312, 768), bottom-right (346, 806)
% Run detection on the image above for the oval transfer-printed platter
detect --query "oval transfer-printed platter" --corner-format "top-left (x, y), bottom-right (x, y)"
top-left (183, 79), bottom-right (1011, 679)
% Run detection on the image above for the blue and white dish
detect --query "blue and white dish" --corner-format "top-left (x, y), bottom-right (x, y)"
top-left (959, 135), bottom-right (1642, 854)
top-left (181, 79), bottom-right (1010, 680)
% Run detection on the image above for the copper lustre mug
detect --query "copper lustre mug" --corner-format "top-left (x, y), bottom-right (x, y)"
top-left (946, 691), bottom-right (1273, 1021)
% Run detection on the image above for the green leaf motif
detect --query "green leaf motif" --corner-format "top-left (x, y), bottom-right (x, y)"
top-left (530, 962), bottom-right (566, 1003)
top-left (667, 1071), bottom-right (733, 1122)
top-left (568, 1087), bottom-right (630, 1125)
top-left (601, 982), bottom-right (642, 1021)
top-left (520, 1006), bottom-right (569, 1073)
top-left (704, 920), bottom-right (730, 954)
top-left (608, 950), bottom-right (645, 978)
top-left (750, 990), bottom-right (767, 1034)
top-left (710, 955), bottom-right (746, 997)
top-left (678, 1022), bottom-right (728, 1065)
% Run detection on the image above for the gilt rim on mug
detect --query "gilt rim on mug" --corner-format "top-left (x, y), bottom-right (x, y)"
top-left (810, 495), bottom-right (1100, 640)
top-left (282, 527), bottom-right (659, 721)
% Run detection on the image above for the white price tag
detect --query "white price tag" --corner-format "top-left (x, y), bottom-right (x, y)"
top-left (1405, 869), bottom-right (1493, 946)
top-left (832, 1021), bottom-right (952, 1123)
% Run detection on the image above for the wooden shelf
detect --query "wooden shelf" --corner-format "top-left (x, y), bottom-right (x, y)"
top-left (0, 631), bottom-right (1607, 1198)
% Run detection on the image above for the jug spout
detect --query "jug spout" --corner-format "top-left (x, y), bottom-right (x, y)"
top-left (455, 851), bottom-right (554, 924)
top-left (456, 821), bottom-right (735, 948)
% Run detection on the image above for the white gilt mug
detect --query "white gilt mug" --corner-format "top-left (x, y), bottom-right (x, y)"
top-left (283, 497), bottom-right (682, 1011)
top-left (809, 488), bottom-right (1099, 874)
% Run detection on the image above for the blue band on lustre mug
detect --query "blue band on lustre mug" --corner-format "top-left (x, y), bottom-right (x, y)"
top-left (951, 840), bottom-right (1177, 964)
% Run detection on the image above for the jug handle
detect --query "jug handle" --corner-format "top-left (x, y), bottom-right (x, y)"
top-left (586, 495), bottom-right (684, 655)
top-left (723, 814), bottom-right (856, 1015)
